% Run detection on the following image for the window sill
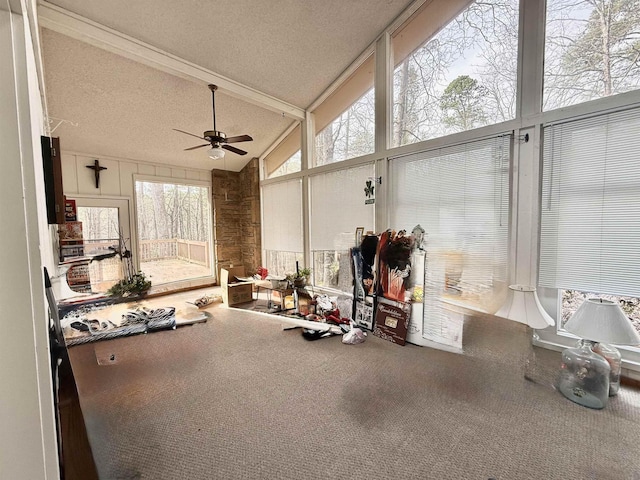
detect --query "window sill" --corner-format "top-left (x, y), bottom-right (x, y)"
top-left (146, 277), bottom-right (216, 297)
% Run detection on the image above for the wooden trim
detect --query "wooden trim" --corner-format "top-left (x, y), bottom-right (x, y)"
top-left (57, 350), bottom-right (99, 480)
top-left (621, 376), bottom-right (640, 389)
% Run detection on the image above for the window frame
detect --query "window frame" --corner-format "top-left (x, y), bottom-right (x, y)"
top-left (257, 0), bottom-right (640, 377)
top-left (533, 104), bottom-right (640, 379)
top-left (311, 53), bottom-right (376, 167)
top-left (133, 174), bottom-right (215, 290)
top-left (542, 0), bottom-right (640, 112)
top-left (390, 0), bottom-right (520, 147)
top-left (260, 178), bottom-right (305, 277)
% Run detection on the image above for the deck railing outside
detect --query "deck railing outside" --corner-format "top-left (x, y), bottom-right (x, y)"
top-left (139, 239), bottom-right (209, 267)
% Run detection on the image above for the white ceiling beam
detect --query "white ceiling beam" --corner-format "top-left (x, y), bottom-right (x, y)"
top-left (2, 0), bottom-right (23, 14)
top-left (37, 1), bottom-right (306, 120)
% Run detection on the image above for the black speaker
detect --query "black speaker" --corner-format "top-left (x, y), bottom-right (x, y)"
top-left (41, 136), bottom-right (65, 224)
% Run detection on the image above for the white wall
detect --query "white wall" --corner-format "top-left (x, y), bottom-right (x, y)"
top-left (0, 5), bottom-right (59, 480)
top-left (60, 151), bottom-right (212, 278)
top-left (60, 152), bottom-right (211, 198)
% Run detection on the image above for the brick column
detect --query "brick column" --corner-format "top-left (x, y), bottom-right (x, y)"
top-left (212, 158), bottom-right (261, 280)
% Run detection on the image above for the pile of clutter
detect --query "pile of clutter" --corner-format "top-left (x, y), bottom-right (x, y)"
top-left (286, 293), bottom-right (367, 345)
top-left (271, 226), bottom-right (427, 347)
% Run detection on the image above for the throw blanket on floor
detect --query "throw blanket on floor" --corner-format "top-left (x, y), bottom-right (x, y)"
top-left (63, 307), bottom-right (176, 346)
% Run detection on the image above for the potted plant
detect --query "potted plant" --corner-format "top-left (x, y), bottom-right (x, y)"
top-left (106, 271), bottom-right (152, 298)
top-left (286, 267), bottom-right (311, 288)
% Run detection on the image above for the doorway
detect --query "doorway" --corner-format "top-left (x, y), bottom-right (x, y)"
top-left (72, 197), bottom-right (132, 292)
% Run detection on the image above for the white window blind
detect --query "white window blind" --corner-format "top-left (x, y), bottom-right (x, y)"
top-left (262, 179), bottom-right (303, 253)
top-left (389, 135), bottom-right (510, 314)
top-left (309, 164), bottom-right (375, 251)
top-left (540, 108), bottom-right (640, 297)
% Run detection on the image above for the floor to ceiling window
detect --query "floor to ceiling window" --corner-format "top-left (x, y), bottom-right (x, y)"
top-left (389, 135), bottom-right (510, 347)
top-left (539, 107), bottom-right (640, 358)
top-left (135, 179), bottom-right (214, 286)
top-left (258, 0), bottom-right (640, 373)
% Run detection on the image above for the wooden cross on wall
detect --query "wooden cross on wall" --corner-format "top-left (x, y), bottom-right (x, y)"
top-left (86, 159), bottom-right (107, 188)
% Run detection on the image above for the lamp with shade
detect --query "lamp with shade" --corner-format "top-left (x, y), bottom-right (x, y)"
top-left (208, 145), bottom-right (225, 160)
top-left (558, 298), bottom-right (640, 409)
top-left (495, 284), bottom-right (555, 329)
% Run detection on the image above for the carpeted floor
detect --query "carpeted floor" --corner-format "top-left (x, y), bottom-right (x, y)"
top-left (67, 295), bottom-right (640, 480)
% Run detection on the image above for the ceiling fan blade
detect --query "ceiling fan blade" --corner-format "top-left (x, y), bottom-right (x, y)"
top-left (222, 144), bottom-right (248, 156)
top-left (225, 134), bottom-right (253, 144)
top-left (173, 128), bottom-right (206, 140)
top-left (184, 144), bottom-right (210, 151)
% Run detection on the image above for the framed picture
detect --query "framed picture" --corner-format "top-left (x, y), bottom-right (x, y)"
top-left (64, 197), bottom-right (77, 222)
top-left (355, 227), bottom-right (364, 247)
top-left (372, 298), bottom-right (411, 345)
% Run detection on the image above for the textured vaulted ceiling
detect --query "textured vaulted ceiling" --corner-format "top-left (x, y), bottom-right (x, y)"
top-left (41, 29), bottom-right (291, 171)
top-left (39, 0), bottom-right (415, 170)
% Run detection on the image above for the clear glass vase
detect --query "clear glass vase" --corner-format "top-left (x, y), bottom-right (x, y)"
top-left (592, 342), bottom-right (622, 396)
top-left (558, 340), bottom-right (610, 409)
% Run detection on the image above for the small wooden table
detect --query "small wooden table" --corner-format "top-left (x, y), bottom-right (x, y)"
top-left (253, 280), bottom-right (293, 311)
top-left (254, 281), bottom-right (315, 314)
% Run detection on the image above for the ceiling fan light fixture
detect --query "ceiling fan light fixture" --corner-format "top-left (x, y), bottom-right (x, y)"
top-left (174, 84), bottom-right (252, 160)
top-left (208, 146), bottom-right (225, 160)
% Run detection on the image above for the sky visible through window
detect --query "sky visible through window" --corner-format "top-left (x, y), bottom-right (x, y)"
top-left (393, 0), bottom-right (519, 146)
top-left (271, 150), bottom-right (301, 177)
top-left (544, 0), bottom-right (640, 110)
top-left (315, 88), bottom-right (375, 166)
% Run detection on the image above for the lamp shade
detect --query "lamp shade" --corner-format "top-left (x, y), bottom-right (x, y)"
top-left (564, 298), bottom-right (640, 345)
top-left (495, 284), bottom-right (555, 329)
top-left (208, 146), bottom-right (225, 160)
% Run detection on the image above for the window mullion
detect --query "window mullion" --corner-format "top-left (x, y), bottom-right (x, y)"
top-left (517, 0), bottom-right (546, 117)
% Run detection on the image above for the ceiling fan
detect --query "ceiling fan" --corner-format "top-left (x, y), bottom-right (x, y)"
top-left (174, 84), bottom-right (253, 160)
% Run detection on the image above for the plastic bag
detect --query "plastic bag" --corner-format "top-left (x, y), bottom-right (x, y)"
top-left (315, 294), bottom-right (334, 311)
top-left (342, 323), bottom-right (367, 345)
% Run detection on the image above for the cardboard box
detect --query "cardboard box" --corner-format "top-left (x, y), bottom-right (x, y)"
top-left (220, 267), bottom-right (254, 306)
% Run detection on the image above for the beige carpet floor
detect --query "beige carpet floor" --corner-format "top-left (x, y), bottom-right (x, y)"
top-left (68, 299), bottom-right (640, 480)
